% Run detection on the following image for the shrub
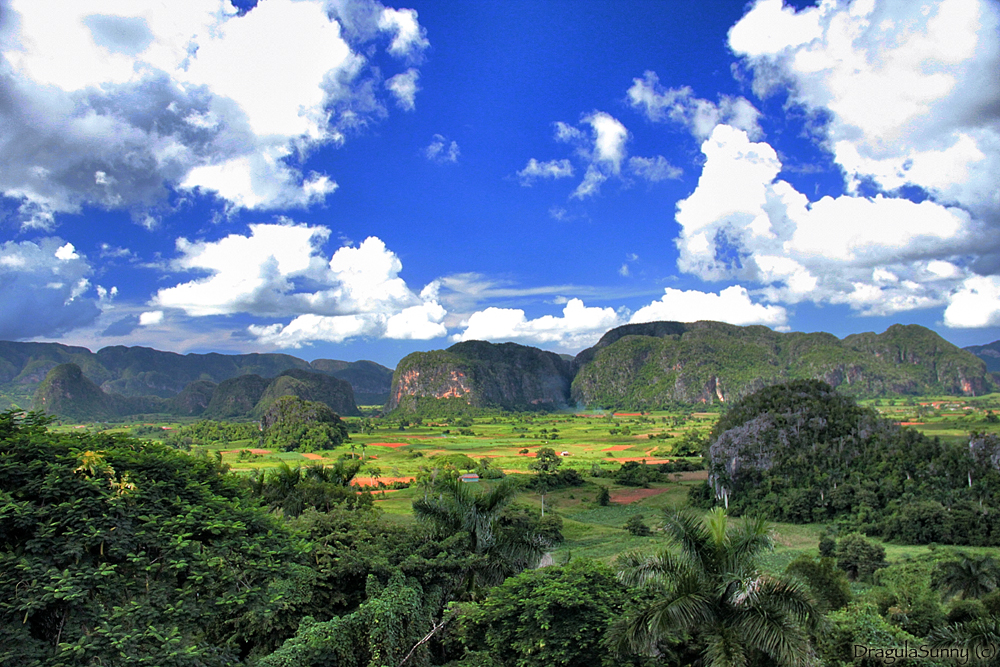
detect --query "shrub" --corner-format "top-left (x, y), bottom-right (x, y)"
top-left (624, 515), bottom-right (651, 537)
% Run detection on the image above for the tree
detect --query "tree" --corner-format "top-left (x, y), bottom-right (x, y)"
top-left (596, 485), bottom-right (611, 506)
top-left (937, 554), bottom-right (1000, 601)
top-left (412, 478), bottom-right (546, 599)
top-left (0, 410), bottom-right (295, 666)
top-left (835, 533), bottom-right (887, 582)
top-left (459, 559), bottom-right (627, 667)
top-left (529, 447), bottom-right (561, 516)
top-left (612, 508), bottom-right (821, 667)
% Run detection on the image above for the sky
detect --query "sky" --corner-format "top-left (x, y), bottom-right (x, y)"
top-left (1, 0), bottom-right (999, 368)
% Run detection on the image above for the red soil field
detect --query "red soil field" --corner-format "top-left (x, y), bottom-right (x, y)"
top-left (602, 445), bottom-right (634, 451)
top-left (301, 453), bottom-right (326, 460)
top-left (613, 412), bottom-right (643, 417)
top-left (353, 476), bottom-right (414, 487)
top-left (898, 422), bottom-right (925, 426)
top-left (368, 442), bottom-right (409, 448)
top-left (610, 487), bottom-right (671, 504)
top-left (223, 448), bottom-right (272, 455)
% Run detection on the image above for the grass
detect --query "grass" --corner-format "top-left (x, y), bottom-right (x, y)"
top-left (54, 394), bottom-right (1000, 573)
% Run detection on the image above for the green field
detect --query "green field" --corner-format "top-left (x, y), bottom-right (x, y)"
top-left (54, 393), bottom-right (1000, 574)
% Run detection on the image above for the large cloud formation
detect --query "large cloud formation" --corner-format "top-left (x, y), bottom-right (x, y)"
top-left (0, 0), bottom-right (428, 227)
top-left (150, 222), bottom-right (446, 347)
top-left (650, 0), bottom-right (1000, 328)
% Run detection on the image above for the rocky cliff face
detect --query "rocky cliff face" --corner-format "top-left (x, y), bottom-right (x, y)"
top-left (386, 341), bottom-right (574, 412)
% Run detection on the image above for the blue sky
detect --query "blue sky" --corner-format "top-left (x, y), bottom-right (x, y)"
top-left (1, 0), bottom-right (999, 367)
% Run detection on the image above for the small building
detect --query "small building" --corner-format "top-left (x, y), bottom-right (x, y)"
top-left (459, 473), bottom-right (480, 483)
top-left (560, 451), bottom-right (571, 457)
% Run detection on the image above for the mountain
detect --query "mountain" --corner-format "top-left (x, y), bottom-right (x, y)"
top-left (203, 375), bottom-right (272, 420)
top-left (387, 340), bottom-right (575, 413)
top-left (386, 321), bottom-right (995, 414)
top-left (310, 359), bottom-right (393, 405)
top-left (0, 340), bottom-right (388, 411)
top-left (965, 340), bottom-right (1000, 373)
top-left (571, 322), bottom-right (994, 408)
top-left (33, 363), bottom-right (118, 421)
top-left (32, 364), bottom-right (361, 422)
top-left (253, 369), bottom-right (361, 417)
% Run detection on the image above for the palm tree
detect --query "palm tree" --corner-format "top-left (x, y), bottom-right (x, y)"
top-left (349, 442), bottom-right (357, 459)
top-left (930, 616), bottom-right (1000, 660)
top-left (412, 477), bottom-right (546, 599)
top-left (938, 554), bottom-right (1000, 600)
top-left (613, 508), bottom-right (821, 667)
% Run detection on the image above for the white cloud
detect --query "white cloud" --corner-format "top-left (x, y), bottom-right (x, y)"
top-left (452, 298), bottom-right (623, 351)
top-left (426, 134), bottom-right (460, 163)
top-left (531, 112), bottom-right (631, 199)
top-left (517, 159), bottom-right (574, 184)
top-left (0, 238), bottom-right (103, 339)
top-left (377, 7), bottom-right (429, 60)
top-left (627, 71), bottom-right (763, 140)
top-left (943, 276), bottom-right (1000, 328)
top-left (673, 124), bottom-right (974, 316)
top-left (729, 0), bottom-right (1000, 218)
top-left (386, 68), bottom-right (420, 110)
top-left (584, 112), bottom-right (628, 173)
top-left (151, 222), bottom-right (446, 346)
top-left (630, 286), bottom-right (788, 328)
top-left (629, 155), bottom-right (682, 182)
top-left (138, 310), bottom-right (164, 326)
top-left (0, 0), bottom-right (428, 225)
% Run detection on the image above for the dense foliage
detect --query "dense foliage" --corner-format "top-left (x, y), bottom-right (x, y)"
top-left (697, 380), bottom-right (1000, 545)
top-left (260, 396), bottom-right (349, 452)
top-left (0, 411), bottom-right (294, 666)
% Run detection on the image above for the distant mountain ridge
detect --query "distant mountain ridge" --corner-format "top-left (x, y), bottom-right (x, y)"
top-left (33, 363), bottom-right (362, 421)
top-left (0, 340), bottom-right (391, 414)
top-left (965, 340), bottom-right (1000, 373)
top-left (388, 321), bottom-right (997, 413)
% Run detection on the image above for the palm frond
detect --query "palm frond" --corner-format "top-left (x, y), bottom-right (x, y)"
top-left (617, 548), bottom-right (690, 589)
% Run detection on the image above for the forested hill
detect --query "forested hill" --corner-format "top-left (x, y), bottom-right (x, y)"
top-left (389, 321), bottom-right (996, 413)
top-left (571, 321), bottom-right (995, 408)
top-left (0, 340), bottom-right (392, 410)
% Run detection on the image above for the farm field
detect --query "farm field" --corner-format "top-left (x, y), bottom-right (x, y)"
top-left (49, 392), bottom-right (1000, 570)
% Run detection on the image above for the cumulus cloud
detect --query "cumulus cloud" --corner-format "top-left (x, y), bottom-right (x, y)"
top-left (627, 71), bottom-right (763, 140)
top-left (729, 0), bottom-right (1000, 218)
top-left (426, 135), bottom-right (460, 163)
top-left (150, 222), bottom-right (446, 346)
top-left (517, 159), bottom-right (574, 184)
top-left (0, 0), bottom-right (429, 226)
top-left (943, 276), bottom-right (1000, 328)
top-left (0, 238), bottom-right (105, 339)
top-left (630, 286), bottom-right (789, 328)
top-left (452, 298), bottom-right (622, 350)
top-left (674, 124), bottom-right (976, 317)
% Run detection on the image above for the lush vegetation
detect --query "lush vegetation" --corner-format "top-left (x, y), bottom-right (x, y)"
top-left (9, 372), bottom-right (1000, 667)
top-left (696, 380), bottom-right (1000, 546)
